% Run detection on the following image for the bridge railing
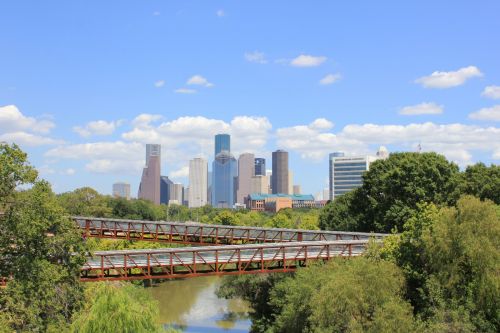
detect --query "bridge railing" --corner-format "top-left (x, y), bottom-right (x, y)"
top-left (81, 240), bottom-right (369, 281)
top-left (73, 216), bottom-right (387, 245)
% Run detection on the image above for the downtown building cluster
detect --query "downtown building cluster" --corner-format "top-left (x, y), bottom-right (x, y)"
top-left (112, 134), bottom-right (389, 212)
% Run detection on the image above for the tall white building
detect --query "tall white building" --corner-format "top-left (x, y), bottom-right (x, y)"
top-left (188, 158), bottom-right (208, 208)
top-left (288, 170), bottom-right (294, 195)
top-left (112, 182), bottom-right (131, 200)
top-left (169, 183), bottom-right (184, 205)
top-left (328, 148), bottom-right (388, 200)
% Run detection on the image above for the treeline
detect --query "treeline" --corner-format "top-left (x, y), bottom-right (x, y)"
top-left (56, 187), bottom-right (322, 230)
top-left (218, 152), bottom-right (500, 333)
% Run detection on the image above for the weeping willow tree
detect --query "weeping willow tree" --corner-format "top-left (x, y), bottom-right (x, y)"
top-left (71, 282), bottom-right (170, 333)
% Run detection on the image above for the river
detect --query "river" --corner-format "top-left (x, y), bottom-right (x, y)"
top-left (149, 276), bottom-right (251, 333)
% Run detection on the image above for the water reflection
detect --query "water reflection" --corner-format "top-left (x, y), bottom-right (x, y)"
top-left (149, 276), bottom-right (250, 332)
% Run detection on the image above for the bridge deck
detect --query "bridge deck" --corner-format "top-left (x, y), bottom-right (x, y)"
top-left (74, 216), bottom-right (386, 245)
top-left (81, 240), bottom-right (368, 281)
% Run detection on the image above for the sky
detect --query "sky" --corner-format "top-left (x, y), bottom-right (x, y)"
top-left (1, 0), bottom-right (499, 197)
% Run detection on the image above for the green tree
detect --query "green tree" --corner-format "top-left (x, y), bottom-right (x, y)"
top-left (320, 152), bottom-right (460, 233)
top-left (269, 258), bottom-right (418, 333)
top-left (57, 187), bottom-right (111, 217)
top-left (380, 196), bottom-right (499, 332)
top-left (0, 144), bottom-right (86, 331)
top-left (459, 163), bottom-right (500, 204)
top-left (318, 191), bottom-right (361, 231)
top-left (71, 282), bottom-right (164, 333)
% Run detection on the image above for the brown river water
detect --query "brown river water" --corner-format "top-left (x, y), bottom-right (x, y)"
top-left (148, 276), bottom-right (251, 333)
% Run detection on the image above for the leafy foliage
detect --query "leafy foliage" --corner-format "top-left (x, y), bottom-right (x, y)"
top-left (268, 258), bottom-right (418, 333)
top-left (321, 152), bottom-right (461, 233)
top-left (71, 282), bottom-right (164, 333)
top-left (459, 163), bottom-right (500, 204)
top-left (0, 144), bottom-right (86, 331)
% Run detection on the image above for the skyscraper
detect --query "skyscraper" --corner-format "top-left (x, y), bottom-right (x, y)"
top-left (145, 144), bottom-right (161, 166)
top-left (160, 176), bottom-right (174, 204)
top-left (188, 157), bottom-right (208, 208)
top-left (236, 153), bottom-right (255, 204)
top-left (251, 175), bottom-right (269, 195)
top-left (211, 151), bottom-right (237, 208)
top-left (214, 134), bottom-right (230, 156)
top-left (112, 182), bottom-right (130, 200)
top-left (169, 183), bottom-right (184, 205)
top-left (138, 154), bottom-right (161, 204)
top-left (272, 150), bottom-right (289, 194)
top-left (254, 158), bottom-right (266, 176)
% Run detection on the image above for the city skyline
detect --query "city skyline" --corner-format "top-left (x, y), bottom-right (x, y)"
top-left (1, 1), bottom-right (499, 197)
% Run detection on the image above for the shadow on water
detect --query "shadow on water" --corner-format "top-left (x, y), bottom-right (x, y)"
top-left (148, 276), bottom-right (250, 332)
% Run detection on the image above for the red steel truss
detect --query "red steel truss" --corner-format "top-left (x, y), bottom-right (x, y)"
top-left (81, 240), bottom-right (368, 282)
top-left (74, 216), bottom-right (386, 245)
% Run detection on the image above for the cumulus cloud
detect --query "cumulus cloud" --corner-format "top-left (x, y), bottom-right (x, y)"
top-left (174, 88), bottom-right (197, 94)
top-left (319, 73), bottom-right (341, 85)
top-left (399, 102), bottom-right (443, 116)
top-left (481, 86), bottom-right (500, 99)
top-left (468, 105), bottom-right (500, 121)
top-left (290, 55), bottom-right (327, 67)
top-left (415, 66), bottom-right (482, 89)
top-left (73, 120), bottom-right (122, 137)
top-left (170, 166), bottom-right (189, 179)
top-left (154, 80), bottom-right (165, 88)
top-left (132, 114), bottom-right (163, 127)
top-left (245, 51), bottom-right (267, 64)
top-left (62, 168), bottom-right (76, 176)
top-left (276, 119), bottom-right (500, 165)
top-left (187, 75), bottom-right (213, 87)
top-left (0, 105), bottom-right (55, 134)
top-left (0, 132), bottom-right (63, 147)
top-left (45, 141), bottom-right (145, 175)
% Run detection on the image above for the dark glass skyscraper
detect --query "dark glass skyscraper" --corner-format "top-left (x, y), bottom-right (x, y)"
top-left (272, 150), bottom-right (289, 194)
top-left (211, 151), bottom-right (237, 208)
top-left (214, 134), bottom-right (230, 156)
top-left (160, 176), bottom-right (174, 204)
top-left (254, 158), bottom-right (266, 176)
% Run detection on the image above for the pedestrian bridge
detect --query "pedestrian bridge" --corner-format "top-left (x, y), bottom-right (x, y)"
top-left (81, 240), bottom-right (369, 282)
top-left (74, 216), bottom-right (385, 245)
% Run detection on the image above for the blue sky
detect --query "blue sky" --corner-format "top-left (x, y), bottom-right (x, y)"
top-left (1, 0), bottom-right (499, 197)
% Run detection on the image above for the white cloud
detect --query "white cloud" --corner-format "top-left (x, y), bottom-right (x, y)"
top-left (45, 141), bottom-right (145, 175)
top-left (481, 86), bottom-right (500, 99)
top-left (245, 51), bottom-right (267, 64)
top-left (277, 119), bottom-right (500, 166)
top-left (319, 73), bottom-right (341, 85)
top-left (0, 132), bottom-right (63, 147)
top-left (174, 88), bottom-right (197, 94)
top-left (73, 120), bottom-right (122, 137)
top-left (85, 159), bottom-right (144, 174)
top-left (290, 55), bottom-right (327, 67)
top-left (415, 66), bottom-right (483, 89)
top-left (170, 166), bottom-right (189, 179)
top-left (0, 105), bottom-right (55, 134)
top-left (131, 114), bottom-right (163, 127)
top-left (187, 75), bottom-right (213, 87)
top-left (216, 9), bottom-right (225, 17)
top-left (468, 105), bottom-right (500, 121)
top-left (62, 168), bottom-right (76, 176)
top-left (399, 102), bottom-right (444, 116)
top-left (154, 80), bottom-right (165, 88)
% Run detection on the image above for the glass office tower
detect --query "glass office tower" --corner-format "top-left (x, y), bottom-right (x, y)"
top-left (214, 134), bottom-right (230, 156)
top-left (211, 151), bottom-right (237, 208)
